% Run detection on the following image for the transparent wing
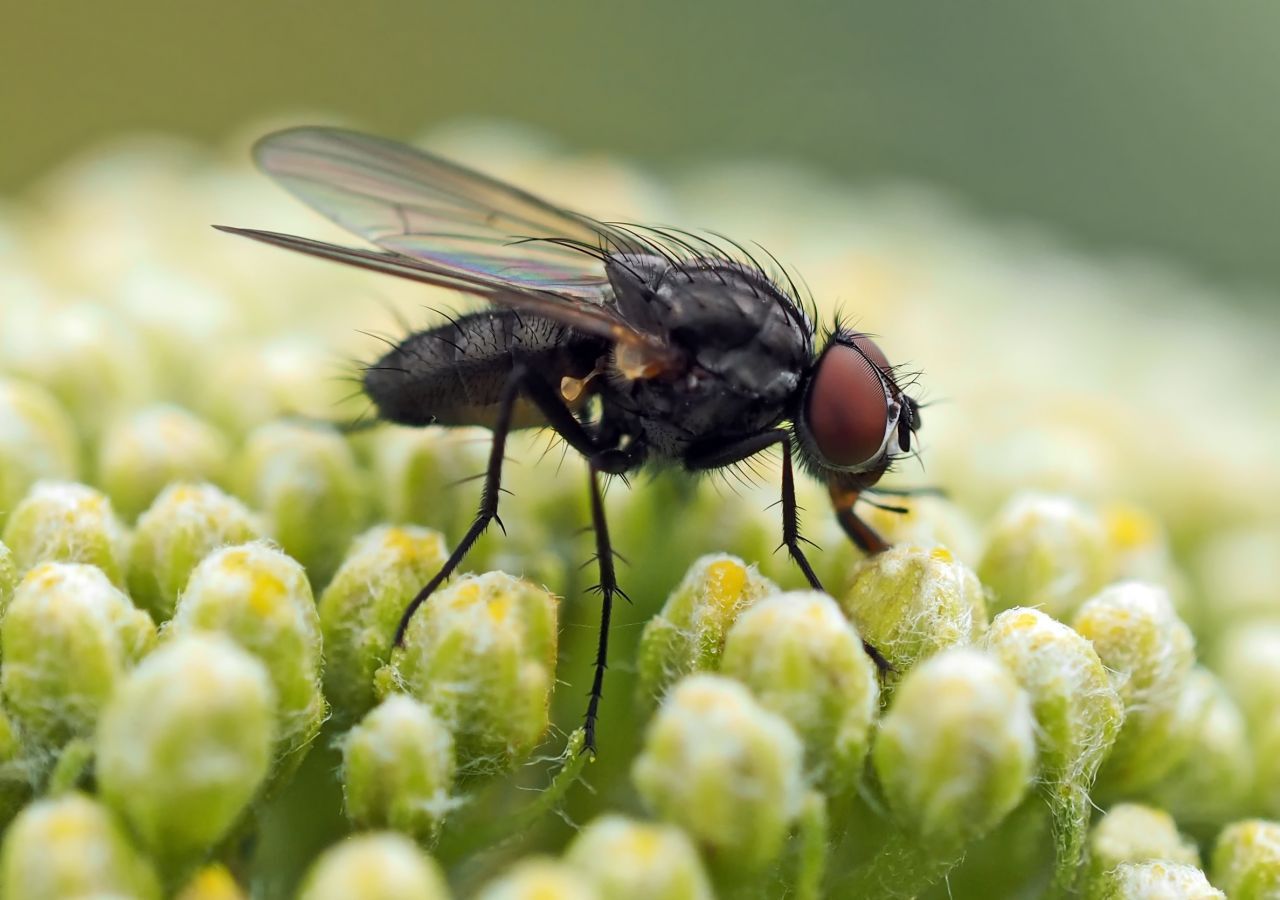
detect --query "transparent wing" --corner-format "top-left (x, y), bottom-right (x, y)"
top-left (253, 126), bottom-right (639, 300)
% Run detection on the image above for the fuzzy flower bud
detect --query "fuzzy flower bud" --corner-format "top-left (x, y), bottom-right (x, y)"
top-left (978, 492), bottom-right (1110, 618)
top-left (169, 542), bottom-right (324, 765)
top-left (377, 571), bottom-right (557, 770)
top-left (632, 674), bottom-right (804, 870)
top-left (1213, 622), bottom-right (1280, 730)
top-left (175, 864), bottom-right (247, 900)
top-left (1099, 862), bottom-right (1223, 899)
top-left (96, 635), bottom-right (276, 872)
top-left (636, 554), bottom-right (778, 704)
top-left (1, 562), bottom-right (154, 747)
top-left (342, 694), bottom-right (457, 842)
top-left (0, 379), bottom-right (79, 529)
top-left (363, 424), bottom-right (488, 537)
top-left (720, 590), bottom-right (878, 793)
top-left (840, 545), bottom-right (986, 677)
top-left (0, 540), bottom-right (14, 618)
top-left (1210, 819), bottom-right (1280, 900)
top-left (474, 858), bottom-right (598, 900)
top-left (564, 814), bottom-right (713, 900)
top-left (1085, 803), bottom-right (1199, 899)
top-left (297, 832), bottom-right (451, 900)
top-left (96, 404), bottom-right (230, 521)
top-left (1146, 668), bottom-right (1253, 829)
top-left (873, 649), bottom-right (1035, 854)
top-left (318, 525), bottom-right (449, 720)
top-left (855, 493), bottom-right (982, 564)
top-left (2, 480), bottom-right (130, 587)
top-left (0, 792), bottom-right (161, 899)
top-left (232, 421), bottom-right (368, 584)
top-left (984, 607), bottom-right (1122, 887)
top-left (1072, 581), bottom-right (1195, 795)
top-left (127, 482), bottom-right (265, 622)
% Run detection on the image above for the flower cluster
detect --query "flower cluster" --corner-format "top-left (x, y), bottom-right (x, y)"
top-left (0, 122), bottom-right (1277, 898)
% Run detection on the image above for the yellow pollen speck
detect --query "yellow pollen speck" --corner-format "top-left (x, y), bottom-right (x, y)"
top-left (705, 560), bottom-right (747, 611)
top-left (1105, 503), bottom-right (1156, 549)
top-left (248, 571), bottom-right (285, 615)
top-left (627, 830), bottom-right (661, 861)
top-left (47, 815), bottom-right (92, 841)
top-left (1011, 611), bottom-right (1039, 630)
top-left (930, 547), bottom-right (953, 563)
top-left (488, 597), bottom-right (510, 623)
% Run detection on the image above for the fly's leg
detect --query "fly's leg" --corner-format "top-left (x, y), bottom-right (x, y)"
top-left (583, 464), bottom-right (625, 754)
top-left (686, 429), bottom-right (891, 672)
top-left (828, 483), bottom-right (891, 555)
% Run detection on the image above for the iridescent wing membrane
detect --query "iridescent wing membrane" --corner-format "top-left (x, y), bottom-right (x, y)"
top-left (216, 126), bottom-right (673, 358)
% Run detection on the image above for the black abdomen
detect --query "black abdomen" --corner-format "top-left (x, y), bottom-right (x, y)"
top-left (364, 310), bottom-right (605, 429)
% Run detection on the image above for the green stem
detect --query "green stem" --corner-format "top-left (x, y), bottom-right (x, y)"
top-left (47, 738), bottom-right (94, 795)
top-left (796, 790), bottom-right (829, 900)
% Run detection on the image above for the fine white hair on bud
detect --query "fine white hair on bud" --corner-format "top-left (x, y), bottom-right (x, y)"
top-left (1096, 861), bottom-right (1224, 899)
top-left (1085, 803), bottom-right (1200, 899)
top-left (1211, 819), bottom-right (1280, 899)
top-left (296, 832), bottom-right (450, 900)
top-left (977, 492), bottom-right (1111, 620)
top-left (631, 674), bottom-right (805, 871)
top-left (840, 545), bottom-right (987, 678)
top-left (720, 590), bottom-right (878, 793)
top-left (1, 481), bottom-right (130, 588)
top-left (635, 554), bottom-right (779, 705)
top-left (1072, 581), bottom-right (1195, 796)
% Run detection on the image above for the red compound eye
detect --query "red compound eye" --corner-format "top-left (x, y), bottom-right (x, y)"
top-left (805, 338), bottom-right (890, 468)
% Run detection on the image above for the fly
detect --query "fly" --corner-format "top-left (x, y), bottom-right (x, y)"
top-left (216, 127), bottom-right (924, 752)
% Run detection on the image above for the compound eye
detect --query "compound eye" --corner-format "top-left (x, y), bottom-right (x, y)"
top-left (806, 341), bottom-right (889, 468)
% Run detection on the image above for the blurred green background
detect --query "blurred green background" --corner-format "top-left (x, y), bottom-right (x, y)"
top-left (4, 1), bottom-right (1280, 296)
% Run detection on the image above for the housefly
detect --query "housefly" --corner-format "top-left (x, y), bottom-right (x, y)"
top-left (217, 127), bottom-right (923, 752)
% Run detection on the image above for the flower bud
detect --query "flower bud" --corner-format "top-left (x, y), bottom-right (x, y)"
top-left (96, 404), bottom-right (230, 521)
top-left (1072, 581), bottom-right (1195, 795)
top-left (362, 424), bottom-right (489, 537)
top-left (174, 864), bottom-right (247, 900)
top-left (201, 337), bottom-right (355, 435)
top-left (0, 379), bottom-right (79, 530)
top-left (0, 540), bottom-right (14, 618)
top-left (318, 525), bottom-right (449, 720)
top-left (978, 492), bottom-right (1110, 619)
top-left (840, 545), bottom-right (986, 677)
top-left (984, 607), bottom-right (1122, 887)
top-left (474, 858), bottom-right (598, 900)
top-left (632, 674), bottom-right (804, 869)
top-left (1211, 819), bottom-right (1280, 900)
top-left (342, 694), bottom-right (457, 841)
top-left (377, 571), bottom-right (556, 770)
top-left (128, 482), bottom-right (265, 622)
top-left (0, 705), bottom-right (33, 826)
top-left (0, 792), bottom-right (161, 899)
top-left (1213, 622), bottom-right (1280, 730)
top-left (564, 814), bottom-right (713, 900)
top-left (636, 554), bottom-right (778, 704)
top-left (855, 493), bottom-right (982, 564)
top-left (232, 421), bottom-right (368, 584)
top-left (96, 635), bottom-right (276, 872)
top-left (169, 542), bottom-right (324, 765)
top-left (1146, 668), bottom-right (1253, 829)
top-left (1098, 862), bottom-right (1223, 899)
top-left (1192, 527), bottom-right (1280, 635)
top-left (720, 590), bottom-right (878, 793)
top-left (2, 562), bottom-right (154, 747)
top-left (1085, 803), bottom-right (1199, 899)
top-left (2, 481), bottom-right (130, 587)
top-left (297, 832), bottom-right (450, 900)
top-left (873, 649), bottom-right (1035, 854)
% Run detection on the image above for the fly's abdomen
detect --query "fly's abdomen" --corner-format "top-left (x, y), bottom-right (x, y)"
top-left (363, 310), bottom-right (603, 429)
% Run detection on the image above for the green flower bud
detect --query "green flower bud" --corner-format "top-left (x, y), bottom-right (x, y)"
top-left (856, 493), bottom-right (982, 564)
top-left (0, 539), bottom-right (15, 619)
top-left (873, 649), bottom-right (1035, 854)
top-left (232, 421), bottom-right (368, 584)
top-left (97, 404), bottom-right (230, 521)
top-left (0, 792), bottom-right (161, 899)
top-left (636, 553), bottom-right (779, 704)
top-left (0, 705), bottom-right (33, 826)
top-left (564, 814), bottom-right (714, 900)
top-left (362, 424), bottom-right (488, 537)
top-left (474, 858), bottom-right (598, 900)
top-left (1192, 527), bottom-right (1280, 635)
top-left (840, 545), bottom-right (986, 677)
top-left (984, 607), bottom-right (1122, 888)
top-left (297, 832), bottom-right (451, 900)
top-left (632, 674), bottom-right (804, 870)
top-left (342, 694), bottom-right (457, 842)
top-left (1146, 668), bottom-right (1253, 830)
top-left (1251, 716), bottom-right (1280, 819)
top-left (1213, 622), bottom-right (1280, 730)
top-left (2, 480), bottom-right (130, 587)
top-left (1098, 862), bottom-right (1223, 899)
top-left (169, 542), bottom-right (324, 766)
top-left (2, 562), bottom-right (154, 747)
top-left (1211, 819), bottom-right (1280, 900)
top-left (1072, 581), bottom-right (1195, 795)
top-left (720, 590), bottom-right (878, 793)
top-left (978, 492), bottom-right (1110, 619)
top-left (377, 571), bottom-right (556, 770)
top-left (174, 864), bottom-right (247, 900)
top-left (0, 379), bottom-right (79, 531)
top-left (96, 635), bottom-right (276, 872)
top-left (1085, 803), bottom-right (1199, 899)
top-left (319, 525), bottom-right (449, 720)
top-left (127, 482), bottom-right (265, 622)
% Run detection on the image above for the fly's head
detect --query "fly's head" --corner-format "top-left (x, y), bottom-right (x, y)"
top-left (795, 329), bottom-right (921, 491)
